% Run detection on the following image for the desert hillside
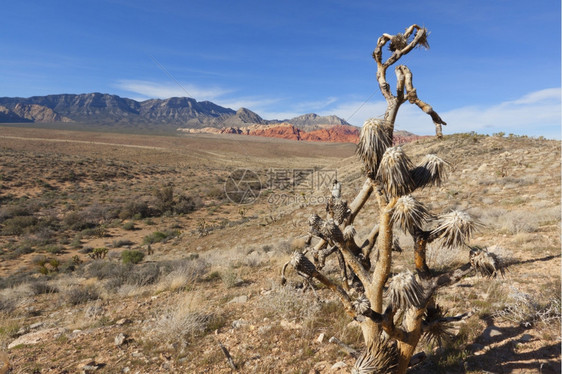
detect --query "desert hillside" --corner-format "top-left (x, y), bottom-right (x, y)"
top-left (0, 127), bottom-right (559, 373)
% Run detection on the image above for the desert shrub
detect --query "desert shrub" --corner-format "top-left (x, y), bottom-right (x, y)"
top-left (86, 261), bottom-right (161, 291)
top-left (66, 285), bottom-right (99, 305)
top-left (121, 250), bottom-right (145, 264)
top-left (2, 243), bottom-right (34, 260)
top-left (112, 239), bottom-right (134, 248)
top-left (43, 244), bottom-right (64, 254)
top-left (157, 258), bottom-right (209, 291)
top-left (63, 211), bottom-right (97, 231)
top-left (143, 229), bottom-right (179, 244)
top-left (151, 295), bottom-right (221, 348)
top-left (70, 234), bottom-right (83, 249)
top-left (495, 283), bottom-right (561, 326)
top-left (499, 211), bottom-right (538, 234)
top-left (259, 283), bottom-right (322, 321)
top-left (88, 247), bottom-right (108, 259)
top-left (0, 204), bottom-right (33, 221)
top-left (0, 297), bottom-right (15, 314)
top-left (174, 194), bottom-right (203, 215)
top-left (124, 262), bottom-right (160, 286)
top-left (122, 221), bottom-right (136, 231)
top-left (0, 270), bottom-right (35, 290)
top-left (119, 200), bottom-right (151, 220)
top-left (29, 281), bottom-right (59, 295)
top-left (205, 187), bottom-right (225, 200)
top-left (1, 216), bottom-right (38, 235)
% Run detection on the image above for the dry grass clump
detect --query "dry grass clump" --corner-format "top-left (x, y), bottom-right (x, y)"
top-left (66, 285), bottom-right (100, 305)
top-left (495, 282), bottom-right (561, 328)
top-left (259, 283), bottom-right (322, 322)
top-left (156, 257), bottom-right (209, 292)
top-left (149, 294), bottom-right (220, 349)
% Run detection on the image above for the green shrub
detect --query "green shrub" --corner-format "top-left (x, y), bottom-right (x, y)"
top-left (121, 250), bottom-right (145, 264)
top-left (88, 247), bottom-right (108, 259)
top-left (143, 230), bottom-right (180, 244)
top-left (122, 221), bottom-right (136, 231)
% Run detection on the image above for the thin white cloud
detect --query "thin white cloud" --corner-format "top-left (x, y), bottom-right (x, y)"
top-left (321, 88), bottom-right (561, 139)
top-left (115, 80), bottom-right (232, 101)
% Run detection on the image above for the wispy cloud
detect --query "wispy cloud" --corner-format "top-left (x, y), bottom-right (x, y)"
top-left (114, 80), bottom-right (232, 101)
top-left (321, 88), bottom-right (561, 139)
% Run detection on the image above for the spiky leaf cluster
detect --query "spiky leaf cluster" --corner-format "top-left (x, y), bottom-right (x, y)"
top-left (388, 33), bottom-right (408, 52)
top-left (308, 214), bottom-right (323, 237)
top-left (431, 210), bottom-right (480, 248)
top-left (422, 305), bottom-right (454, 347)
top-left (392, 195), bottom-right (432, 233)
top-left (290, 251), bottom-right (317, 278)
top-left (470, 246), bottom-right (505, 277)
top-left (386, 270), bottom-right (424, 310)
top-left (411, 154), bottom-right (450, 189)
top-left (327, 198), bottom-right (350, 225)
top-left (352, 338), bottom-right (397, 374)
top-left (320, 219), bottom-right (344, 244)
top-left (343, 225), bottom-right (356, 241)
top-left (377, 146), bottom-right (415, 198)
top-left (356, 118), bottom-right (392, 176)
top-left (353, 294), bottom-right (371, 315)
top-left (416, 28), bottom-right (430, 49)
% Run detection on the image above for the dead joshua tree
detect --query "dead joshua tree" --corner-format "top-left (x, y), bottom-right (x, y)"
top-left (281, 25), bottom-right (506, 373)
top-left (374, 24), bottom-right (447, 139)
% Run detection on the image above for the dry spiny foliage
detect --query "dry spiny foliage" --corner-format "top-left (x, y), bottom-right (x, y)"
top-left (416, 28), bottom-right (430, 50)
top-left (421, 304), bottom-right (454, 347)
top-left (377, 146), bottom-right (415, 198)
top-left (319, 219), bottom-right (344, 244)
top-left (392, 195), bottom-right (432, 234)
top-left (356, 118), bottom-right (392, 175)
top-left (353, 294), bottom-right (372, 315)
top-left (386, 270), bottom-right (424, 311)
top-left (389, 33), bottom-right (408, 52)
top-left (290, 250), bottom-right (317, 278)
top-left (469, 246), bottom-right (506, 277)
top-left (431, 210), bottom-right (480, 248)
top-left (352, 337), bottom-right (398, 374)
top-left (343, 225), bottom-right (357, 241)
top-left (411, 154), bottom-right (450, 189)
top-left (327, 198), bottom-right (351, 225)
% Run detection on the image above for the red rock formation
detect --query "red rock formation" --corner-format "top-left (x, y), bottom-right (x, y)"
top-left (178, 124), bottom-right (425, 144)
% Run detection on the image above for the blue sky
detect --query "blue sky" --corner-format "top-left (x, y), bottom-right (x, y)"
top-left (1, 0), bottom-right (560, 138)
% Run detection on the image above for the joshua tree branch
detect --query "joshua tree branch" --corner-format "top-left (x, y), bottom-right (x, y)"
top-left (360, 223), bottom-right (379, 260)
top-left (339, 243), bottom-right (372, 290)
top-left (310, 269), bottom-right (356, 317)
top-left (400, 65), bottom-right (447, 138)
top-left (370, 197), bottom-right (398, 311)
top-left (384, 25), bottom-right (427, 68)
top-left (349, 177), bottom-right (375, 223)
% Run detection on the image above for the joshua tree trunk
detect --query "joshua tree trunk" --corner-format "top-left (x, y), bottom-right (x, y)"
top-left (283, 25), bottom-right (506, 374)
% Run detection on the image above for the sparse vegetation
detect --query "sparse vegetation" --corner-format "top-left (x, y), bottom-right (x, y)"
top-left (0, 121), bottom-right (558, 372)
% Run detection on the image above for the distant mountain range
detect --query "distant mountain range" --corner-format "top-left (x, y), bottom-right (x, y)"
top-left (0, 93), bottom-right (349, 129)
top-left (0, 93), bottom-right (422, 143)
